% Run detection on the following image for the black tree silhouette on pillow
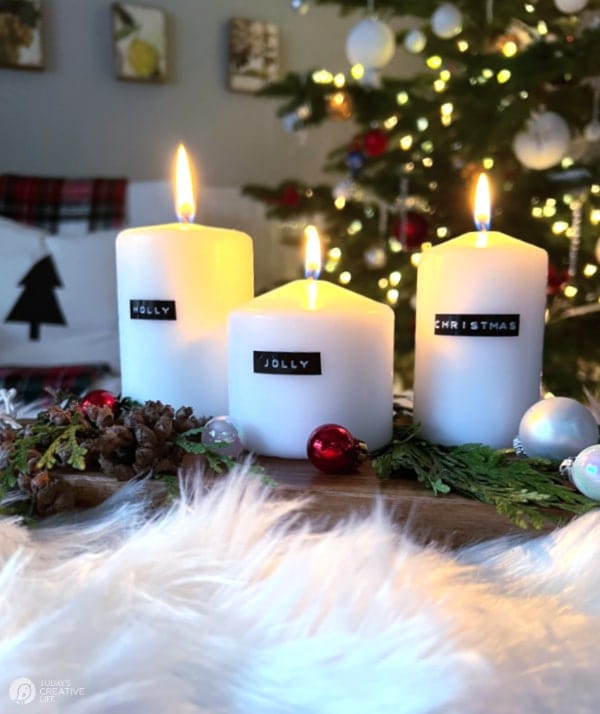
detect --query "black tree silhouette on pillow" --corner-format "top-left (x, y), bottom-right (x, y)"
top-left (5, 255), bottom-right (66, 340)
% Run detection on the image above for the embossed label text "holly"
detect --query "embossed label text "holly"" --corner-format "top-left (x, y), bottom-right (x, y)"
top-left (253, 351), bottom-right (322, 375)
top-left (130, 300), bottom-right (177, 320)
top-left (434, 313), bottom-right (520, 336)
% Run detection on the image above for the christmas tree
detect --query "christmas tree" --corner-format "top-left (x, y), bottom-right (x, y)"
top-left (243, 0), bottom-right (600, 398)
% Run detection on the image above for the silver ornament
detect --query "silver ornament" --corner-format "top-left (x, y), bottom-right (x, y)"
top-left (518, 397), bottom-right (598, 460)
top-left (201, 416), bottom-right (244, 458)
top-left (584, 120), bottom-right (600, 143)
top-left (567, 444), bottom-right (600, 500)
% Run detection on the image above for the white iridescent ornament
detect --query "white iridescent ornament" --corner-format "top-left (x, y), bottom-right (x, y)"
top-left (518, 397), bottom-right (598, 460)
top-left (404, 28), bottom-right (427, 54)
top-left (512, 111), bottom-right (571, 170)
top-left (554, 0), bottom-right (588, 13)
top-left (565, 444), bottom-right (600, 500)
top-left (201, 416), bottom-right (244, 457)
top-left (345, 17), bottom-right (395, 70)
top-left (431, 3), bottom-right (463, 39)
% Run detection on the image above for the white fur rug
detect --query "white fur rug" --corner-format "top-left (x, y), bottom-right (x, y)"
top-left (1, 465), bottom-right (600, 713)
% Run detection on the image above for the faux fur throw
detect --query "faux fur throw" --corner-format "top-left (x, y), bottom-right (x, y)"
top-left (1, 465), bottom-right (600, 713)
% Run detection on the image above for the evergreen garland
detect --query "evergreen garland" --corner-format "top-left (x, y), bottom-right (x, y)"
top-left (373, 422), bottom-right (597, 529)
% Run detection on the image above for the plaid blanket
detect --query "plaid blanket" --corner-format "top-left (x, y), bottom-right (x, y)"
top-left (0, 364), bottom-right (110, 403)
top-left (0, 174), bottom-right (127, 234)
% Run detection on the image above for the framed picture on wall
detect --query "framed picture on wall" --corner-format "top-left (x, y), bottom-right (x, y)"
top-left (228, 18), bottom-right (280, 93)
top-left (112, 3), bottom-right (167, 83)
top-left (0, 0), bottom-right (44, 70)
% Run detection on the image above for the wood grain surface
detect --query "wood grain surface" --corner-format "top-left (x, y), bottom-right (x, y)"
top-left (59, 456), bottom-right (551, 548)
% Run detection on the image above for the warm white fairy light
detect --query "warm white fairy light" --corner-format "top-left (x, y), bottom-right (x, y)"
top-left (591, 184), bottom-right (600, 195)
top-left (537, 21), bottom-right (548, 35)
top-left (422, 157), bottom-right (434, 168)
top-left (433, 79), bottom-right (446, 92)
top-left (339, 271), bottom-right (352, 284)
top-left (561, 157), bottom-right (575, 169)
top-left (396, 91), bottom-right (409, 105)
top-left (347, 220), bottom-right (362, 235)
top-left (524, 3), bottom-right (535, 12)
top-left (421, 140), bottom-right (434, 153)
top-left (584, 264), bottom-right (598, 277)
top-left (389, 271), bottom-right (402, 286)
top-left (329, 247), bottom-right (342, 259)
top-left (399, 134), bottom-right (413, 150)
top-left (482, 157), bottom-right (494, 169)
top-left (497, 69), bottom-right (511, 84)
top-left (532, 206), bottom-right (543, 218)
top-left (439, 69), bottom-right (451, 82)
top-left (411, 252), bottom-right (422, 266)
top-left (441, 102), bottom-right (453, 116)
top-left (427, 55), bottom-right (442, 70)
top-left (542, 204), bottom-right (557, 218)
top-left (386, 288), bottom-right (399, 305)
top-left (417, 117), bottom-right (429, 131)
top-left (502, 41), bottom-right (518, 57)
top-left (457, 39), bottom-right (469, 52)
top-left (384, 115), bottom-right (398, 129)
top-left (333, 73), bottom-right (346, 87)
top-left (350, 64), bottom-right (364, 80)
top-left (482, 68), bottom-right (494, 80)
top-left (388, 237), bottom-right (402, 253)
top-left (563, 284), bottom-right (578, 298)
top-left (312, 69), bottom-right (333, 83)
top-left (590, 208), bottom-right (600, 224)
top-left (334, 196), bottom-right (346, 210)
top-left (552, 220), bottom-right (569, 234)
top-left (378, 277), bottom-right (389, 289)
top-left (519, 90), bottom-right (529, 99)
top-left (436, 226), bottom-right (449, 238)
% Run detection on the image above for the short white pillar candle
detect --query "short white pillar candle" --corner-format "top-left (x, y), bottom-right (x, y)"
top-left (228, 227), bottom-right (395, 458)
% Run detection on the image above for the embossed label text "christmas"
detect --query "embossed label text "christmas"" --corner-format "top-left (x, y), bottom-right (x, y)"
top-left (130, 300), bottom-right (177, 320)
top-left (253, 351), bottom-right (322, 375)
top-left (434, 313), bottom-right (520, 337)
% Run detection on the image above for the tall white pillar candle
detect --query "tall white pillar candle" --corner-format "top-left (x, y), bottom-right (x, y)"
top-left (116, 146), bottom-right (253, 417)
top-left (413, 174), bottom-right (548, 448)
top-left (228, 228), bottom-right (394, 458)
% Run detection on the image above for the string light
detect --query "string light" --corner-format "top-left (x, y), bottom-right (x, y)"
top-left (590, 209), bottom-right (600, 224)
top-left (350, 64), bottom-right (364, 80)
top-left (417, 117), bottom-right (429, 131)
top-left (502, 41), bottom-right (518, 57)
top-left (426, 55), bottom-right (442, 70)
top-left (482, 157), bottom-right (494, 169)
top-left (497, 69), bottom-right (511, 84)
top-left (333, 73), bottom-right (345, 87)
top-left (433, 79), bottom-right (446, 92)
top-left (584, 264), bottom-right (598, 277)
top-left (386, 288), bottom-right (399, 304)
top-left (347, 220), bottom-right (362, 235)
top-left (537, 21), bottom-right (548, 35)
top-left (334, 196), bottom-right (346, 210)
top-left (457, 39), bottom-right (469, 52)
top-left (339, 271), bottom-right (352, 285)
top-left (312, 69), bottom-right (333, 83)
top-left (552, 220), bottom-right (569, 234)
top-left (399, 134), bottom-right (413, 150)
top-left (396, 91), bottom-right (409, 105)
top-left (563, 284), bottom-right (578, 298)
top-left (436, 226), bottom-right (449, 238)
top-left (389, 271), bottom-right (402, 286)
top-left (378, 278), bottom-right (389, 289)
top-left (383, 115), bottom-right (398, 129)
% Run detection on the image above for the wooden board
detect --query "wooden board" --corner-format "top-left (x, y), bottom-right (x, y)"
top-left (59, 457), bottom-right (549, 549)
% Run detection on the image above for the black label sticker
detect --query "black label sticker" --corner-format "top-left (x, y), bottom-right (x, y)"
top-left (434, 313), bottom-right (520, 337)
top-left (130, 300), bottom-right (177, 321)
top-left (253, 351), bottom-right (322, 375)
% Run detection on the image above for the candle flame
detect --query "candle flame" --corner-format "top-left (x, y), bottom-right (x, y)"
top-left (174, 144), bottom-right (196, 224)
top-left (473, 173), bottom-right (491, 232)
top-left (304, 225), bottom-right (322, 280)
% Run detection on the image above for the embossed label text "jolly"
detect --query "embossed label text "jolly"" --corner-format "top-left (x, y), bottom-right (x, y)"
top-left (130, 300), bottom-right (177, 320)
top-left (434, 313), bottom-right (520, 336)
top-left (253, 351), bottom-right (322, 375)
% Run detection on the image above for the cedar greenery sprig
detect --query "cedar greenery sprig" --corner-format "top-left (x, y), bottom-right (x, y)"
top-left (373, 423), bottom-right (598, 529)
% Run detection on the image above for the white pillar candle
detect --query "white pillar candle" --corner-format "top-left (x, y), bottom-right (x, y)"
top-left (413, 174), bottom-right (548, 448)
top-left (116, 146), bottom-right (253, 417)
top-left (228, 227), bottom-right (395, 458)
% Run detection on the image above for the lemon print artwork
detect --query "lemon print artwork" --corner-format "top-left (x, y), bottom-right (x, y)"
top-left (112, 3), bottom-right (167, 82)
top-left (127, 38), bottom-right (160, 79)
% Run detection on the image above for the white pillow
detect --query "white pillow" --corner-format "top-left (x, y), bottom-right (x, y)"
top-left (0, 222), bottom-right (120, 371)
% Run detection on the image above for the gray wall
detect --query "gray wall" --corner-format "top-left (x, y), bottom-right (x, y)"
top-left (0, 1), bottom-right (420, 188)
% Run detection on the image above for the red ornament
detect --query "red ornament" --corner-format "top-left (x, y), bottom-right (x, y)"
top-left (280, 184), bottom-right (301, 208)
top-left (307, 423), bottom-right (368, 474)
top-left (547, 264), bottom-right (568, 296)
top-left (362, 128), bottom-right (388, 157)
top-left (81, 389), bottom-right (118, 411)
top-left (390, 211), bottom-right (429, 250)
